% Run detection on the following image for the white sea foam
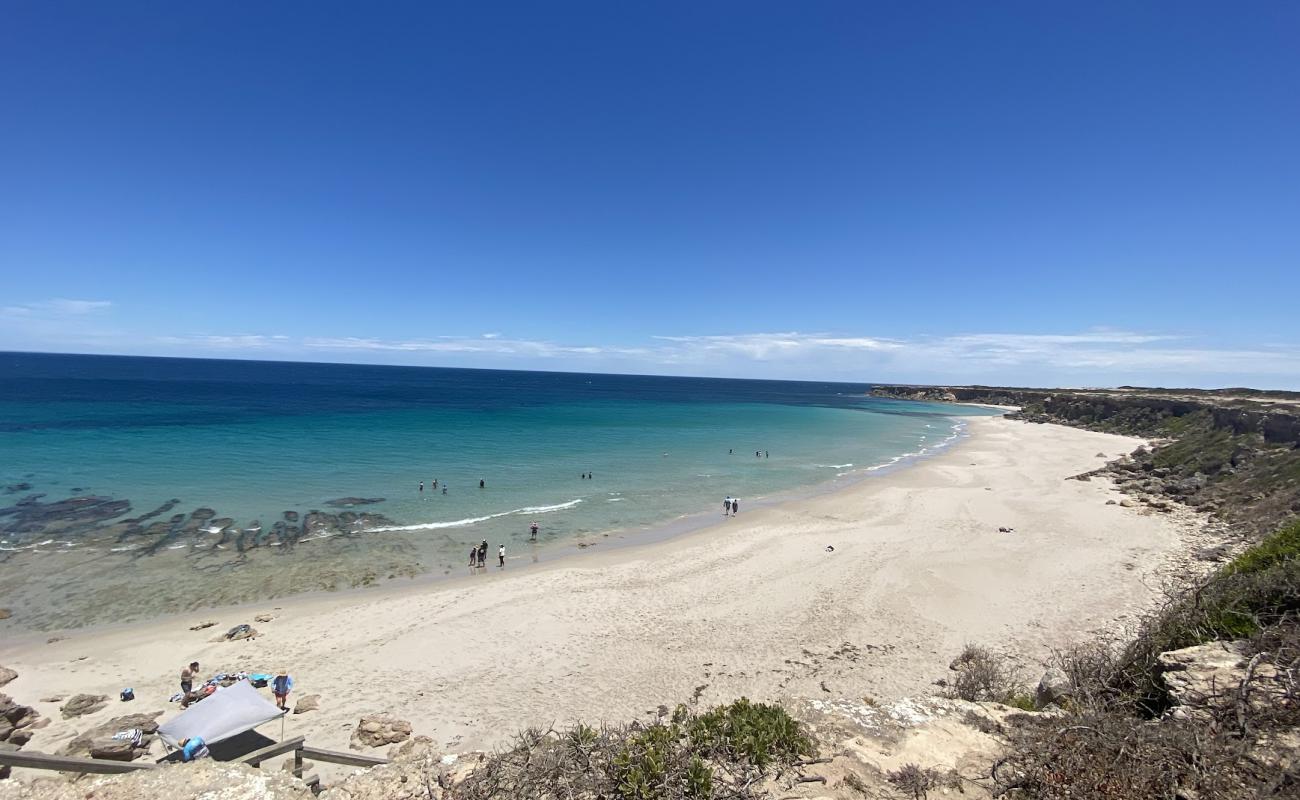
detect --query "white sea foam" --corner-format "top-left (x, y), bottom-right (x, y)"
top-left (519, 499), bottom-right (582, 514)
top-left (372, 498), bottom-right (583, 533)
top-left (111, 546), bottom-right (137, 552)
top-left (817, 463), bottom-right (854, 469)
top-left (607, 498), bottom-right (623, 502)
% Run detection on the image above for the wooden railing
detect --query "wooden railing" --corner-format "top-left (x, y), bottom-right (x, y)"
top-left (0, 736), bottom-right (389, 792)
top-left (0, 749), bottom-right (159, 775)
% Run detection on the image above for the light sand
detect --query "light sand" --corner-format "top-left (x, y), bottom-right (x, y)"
top-left (0, 416), bottom-right (1202, 766)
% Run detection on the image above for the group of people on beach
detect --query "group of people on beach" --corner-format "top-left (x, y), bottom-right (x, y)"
top-left (418, 479), bottom-right (448, 494)
top-left (469, 538), bottom-right (507, 569)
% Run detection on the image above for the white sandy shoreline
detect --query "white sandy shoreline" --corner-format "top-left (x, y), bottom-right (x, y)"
top-left (0, 415), bottom-right (1203, 775)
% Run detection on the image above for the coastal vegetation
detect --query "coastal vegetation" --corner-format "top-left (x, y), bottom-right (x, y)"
top-left (451, 699), bottom-right (814, 800)
top-left (985, 517), bottom-right (1300, 798)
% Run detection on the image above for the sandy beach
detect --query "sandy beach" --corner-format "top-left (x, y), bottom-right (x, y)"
top-left (0, 415), bottom-right (1204, 772)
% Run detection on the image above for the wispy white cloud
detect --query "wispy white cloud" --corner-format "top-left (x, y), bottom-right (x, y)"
top-left (154, 334), bottom-right (287, 349)
top-left (1, 298), bottom-right (112, 318)
top-left (652, 332), bottom-right (902, 360)
top-left (3, 309), bottom-right (1296, 387)
top-left (301, 335), bottom-right (649, 358)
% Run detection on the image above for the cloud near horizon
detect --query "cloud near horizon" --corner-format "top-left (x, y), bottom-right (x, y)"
top-left (1, 301), bottom-right (1297, 388)
top-left (147, 328), bottom-right (1300, 388)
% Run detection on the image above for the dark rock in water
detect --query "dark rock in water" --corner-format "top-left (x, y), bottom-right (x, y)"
top-left (2, 483), bottom-right (31, 494)
top-left (0, 495), bottom-right (131, 538)
top-left (325, 497), bottom-right (386, 508)
top-left (192, 508), bottom-right (216, 521)
top-left (284, 510), bottom-right (299, 522)
top-left (61, 693), bottom-right (109, 719)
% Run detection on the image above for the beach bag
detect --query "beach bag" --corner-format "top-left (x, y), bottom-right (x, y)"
top-left (120, 688), bottom-right (134, 702)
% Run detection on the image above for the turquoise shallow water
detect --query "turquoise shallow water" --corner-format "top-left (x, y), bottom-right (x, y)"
top-left (0, 353), bottom-right (999, 628)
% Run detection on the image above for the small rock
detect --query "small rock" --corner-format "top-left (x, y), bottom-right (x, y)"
top-left (7, 729), bottom-right (32, 747)
top-left (0, 666), bottom-right (15, 687)
top-left (1035, 667), bottom-right (1073, 709)
top-left (40, 695), bottom-right (64, 703)
top-left (254, 613), bottom-right (275, 623)
top-left (293, 694), bottom-right (320, 715)
top-left (1105, 499), bottom-right (1117, 505)
top-left (351, 713), bottom-right (412, 749)
top-left (61, 693), bottom-right (109, 719)
top-left (189, 621), bottom-right (217, 631)
top-left (390, 734), bottom-right (435, 760)
top-left (0, 609), bottom-right (11, 620)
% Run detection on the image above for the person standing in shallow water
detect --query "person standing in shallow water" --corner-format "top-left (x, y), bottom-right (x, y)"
top-left (479, 479), bottom-right (485, 488)
top-left (419, 480), bottom-right (423, 493)
top-left (468, 547), bottom-right (477, 569)
top-left (477, 539), bottom-right (487, 567)
top-left (732, 497), bottom-right (740, 514)
top-left (723, 497), bottom-right (732, 516)
top-left (498, 544), bottom-right (505, 567)
top-left (530, 521), bottom-right (539, 540)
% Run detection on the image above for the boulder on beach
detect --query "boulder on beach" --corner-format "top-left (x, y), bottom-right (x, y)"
top-left (62, 711), bottom-right (162, 760)
top-left (0, 666), bottom-right (16, 687)
top-left (60, 693), bottom-right (108, 719)
top-left (293, 694), bottom-right (320, 715)
top-left (1, 693), bottom-right (42, 742)
top-left (224, 624), bottom-right (258, 641)
top-left (350, 713), bottom-right (412, 749)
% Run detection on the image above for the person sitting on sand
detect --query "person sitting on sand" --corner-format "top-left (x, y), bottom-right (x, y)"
top-left (180, 736), bottom-right (209, 762)
top-left (272, 669), bottom-right (293, 710)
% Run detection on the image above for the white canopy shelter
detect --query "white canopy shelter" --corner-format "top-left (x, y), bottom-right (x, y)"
top-left (156, 680), bottom-right (286, 748)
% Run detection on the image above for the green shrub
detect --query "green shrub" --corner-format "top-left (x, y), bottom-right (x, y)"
top-left (456, 699), bottom-right (812, 800)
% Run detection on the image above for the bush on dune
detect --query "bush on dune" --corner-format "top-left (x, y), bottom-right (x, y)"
top-left (451, 698), bottom-right (813, 800)
top-left (984, 518), bottom-right (1300, 799)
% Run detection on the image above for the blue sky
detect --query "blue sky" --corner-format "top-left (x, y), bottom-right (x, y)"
top-left (2, 2), bottom-right (1297, 388)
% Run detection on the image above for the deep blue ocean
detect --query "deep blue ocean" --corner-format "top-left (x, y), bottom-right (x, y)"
top-left (0, 352), bottom-right (998, 627)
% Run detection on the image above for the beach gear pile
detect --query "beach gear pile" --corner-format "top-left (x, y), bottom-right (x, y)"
top-left (168, 670), bottom-right (274, 703)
